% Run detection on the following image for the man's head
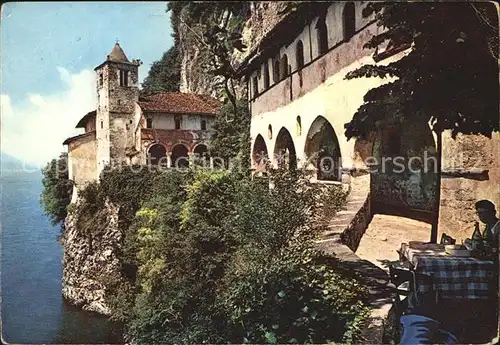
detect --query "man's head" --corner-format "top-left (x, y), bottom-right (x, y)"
top-left (475, 200), bottom-right (497, 224)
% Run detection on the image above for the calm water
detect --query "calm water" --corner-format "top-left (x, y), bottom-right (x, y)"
top-left (1, 171), bottom-right (123, 344)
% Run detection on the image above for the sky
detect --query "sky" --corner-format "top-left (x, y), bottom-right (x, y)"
top-left (0, 2), bottom-right (173, 167)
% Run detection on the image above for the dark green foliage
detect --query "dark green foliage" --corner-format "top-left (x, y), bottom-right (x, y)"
top-left (220, 244), bottom-right (368, 344)
top-left (40, 152), bottom-right (73, 226)
top-left (344, 2), bottom-right (499, 139)
top-left (141, 46), bottom-right (180, 94)
top-left (111, 168), bottom-right (364, 344)
top-left (210, 99), bottom-right (251, 169)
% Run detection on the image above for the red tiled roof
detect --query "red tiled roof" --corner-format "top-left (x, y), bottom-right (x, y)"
top-left (138, 92), bottom-right (221, 115)
top-left (63, 131), bottom-right (96, 145)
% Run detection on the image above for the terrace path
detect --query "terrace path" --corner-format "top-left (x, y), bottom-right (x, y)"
top-left (355, 214), bottom-right (431, 271)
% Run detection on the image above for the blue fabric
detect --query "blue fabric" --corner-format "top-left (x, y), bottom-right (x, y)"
top-left (399, 314), bottom-right (458, 345)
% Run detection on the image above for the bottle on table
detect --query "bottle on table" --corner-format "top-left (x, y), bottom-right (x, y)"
top-left (482, 224), bottom-right (492, 254)
top-left (471, 221), bottom-right (483, 252)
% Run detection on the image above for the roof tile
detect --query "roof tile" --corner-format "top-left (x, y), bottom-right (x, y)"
top-left (138, 92), bottom-right (221, 115)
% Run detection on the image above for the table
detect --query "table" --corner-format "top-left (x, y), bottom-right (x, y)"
top-left (399, 242), bottom-right (495, 300)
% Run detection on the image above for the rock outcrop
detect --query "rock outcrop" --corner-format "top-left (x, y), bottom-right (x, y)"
top-left (61, 200), bottom-right (122, 315)
top-left (177, 2), bottom-right (289, 98)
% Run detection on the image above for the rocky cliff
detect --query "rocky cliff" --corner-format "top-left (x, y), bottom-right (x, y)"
top-left (61, 199), bottom-right (121, 315)
top-left (177, 2), bottom-right (290, 98)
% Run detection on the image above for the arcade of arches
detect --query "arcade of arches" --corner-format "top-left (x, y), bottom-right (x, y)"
top-left (274, 127), bottom-right (297, 170)
top-left (251, 116), bottom-right (439, 221)
top-left (304, 116), bottom-right (341, 181)
top-left (146, 142), bottom-right (212, 169)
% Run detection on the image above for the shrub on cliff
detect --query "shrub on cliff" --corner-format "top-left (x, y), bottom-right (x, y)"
top-left (122, 169), bottom-right (366, 344)
top-left (40, 152), bottom-right (73, 226)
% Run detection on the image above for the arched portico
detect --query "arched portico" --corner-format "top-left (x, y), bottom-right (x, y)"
top-left (147, 143), bottom-right (167, 166)
top-left (171, 143), bottom-right (189, 168)
top-left (252, 134), bottom-right (269, 171)
top-left (304, 116), bottom-right (341, 181)
top-left (193, 143), bottom-right (210, 167)
top-left (274, 127), bottom-right (297, 170)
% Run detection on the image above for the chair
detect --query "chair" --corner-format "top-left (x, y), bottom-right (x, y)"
top-left (388, 265), bottom-right (416, 318)
top-left (389, 265), bottom-right (439, 315)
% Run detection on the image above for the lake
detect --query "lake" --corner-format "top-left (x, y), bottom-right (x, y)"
top-left (1, 171), bottom-right (123, 344)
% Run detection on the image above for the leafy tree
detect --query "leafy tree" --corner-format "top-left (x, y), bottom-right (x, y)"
top-left (344, 2), bottom-right (498, 241)
top-left (40, 152), bottom-right (73, 226)
top-left (117, 169), bottom-right (362, 344)
top-left (141, 46), bottom-right (180, 94)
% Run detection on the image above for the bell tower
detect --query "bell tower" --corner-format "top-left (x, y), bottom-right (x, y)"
top-left (94, 42), bottom-right (142, 175)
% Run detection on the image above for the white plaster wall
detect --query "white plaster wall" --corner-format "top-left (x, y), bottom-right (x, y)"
top-left (249, 2), bottom-right (377, 100)
top-left (151, 113), bottom-right (215, 130)
top-left (250, 51), bottom-right (405, 170)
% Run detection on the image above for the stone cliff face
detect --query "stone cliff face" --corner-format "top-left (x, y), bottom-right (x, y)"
top-left (178, 2), bottom-right (289, 98)
top-left (61, 200), bottom-right (122, 315)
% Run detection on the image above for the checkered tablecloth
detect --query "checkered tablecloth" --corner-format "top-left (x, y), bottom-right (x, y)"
top-left (400, 243), bottom-right (495, 300)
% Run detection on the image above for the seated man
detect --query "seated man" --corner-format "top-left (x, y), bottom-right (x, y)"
top-left (475, 200), bottom-right (500, 249)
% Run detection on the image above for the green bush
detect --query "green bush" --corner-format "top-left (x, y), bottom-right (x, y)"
top-left (220, 243), bottom-right (368, 344)
top-left (40, 153), bottom-right (73, 226)
top-left (112, 168), bottom-right (366, 344)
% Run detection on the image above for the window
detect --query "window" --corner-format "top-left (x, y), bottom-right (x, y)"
top-left (119, 69), bottom-right (129, 86)
top-left (296, 116), bottom-right (302, 136)
top-left (296, 40), bottom-right (305, 69)
top-left (316, 15), bottom-right (328, 55)
top-left (174, 115), bottom-right (182, 130)
top-left (263, 61), bottom-right (270, 89)
top-left (146, 118), bottom-right (153, 128)
top-left (252, 75), bottom-right (259, 97)
top-left (268, 125), bottom-right (273, 140)
top-left (273, 59), bottom-right (280, 83)
top-left (280, 54), bottom-right (289, 80)
top-left (201, 120), bottom-right (207, 130)
top-left (99, 73), bottom-right (103, 86)
top-left (343, 2), bottom-right (356, 41)
top-left (100, 120), bottom-right (103, 129)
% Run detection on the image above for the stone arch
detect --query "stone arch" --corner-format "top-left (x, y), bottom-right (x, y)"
top-left (304, 116), bottom-right (341, 181)
top-left (147, 143), bottom-right (167, 166)
top-left (171, 143), bottom-right (189, 168)
top-left (252, 134), bottom-right (269, 169)
top-left (274, 127), bottom-right (297, 170)
top-left (193, 143), bottom-right (210, 167)
top-left (370, 120), bottom-right (438, 219)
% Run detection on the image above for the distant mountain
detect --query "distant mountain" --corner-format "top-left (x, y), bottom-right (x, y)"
top-left (1, 153), bottom-right (40, 173)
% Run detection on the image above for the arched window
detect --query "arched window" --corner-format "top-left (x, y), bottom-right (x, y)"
top-left (252, 75), bottom-right (259, 97)
top-left (273, 59), bottom-right (280, 83)
top-left (296, 116), bottom-right (302, 136)
top-left (147, 144), bottom-right (167, 166)
top-left (268, 124), bottom-right (273, 140)
top-left (296, 40), bottom-right (304, 69)
top-left (280, 54), bottom-right (289, 80)
top-left (316, 15), bottom-right (328, 55)
top-left (146, 118), bottom-right (153, 128)
top-left (201, 120), bottom-right (207, 130)
top-left (263, 61), bottom-right (270, 89)
top-left (343, 2), bottom-right (356, 41)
